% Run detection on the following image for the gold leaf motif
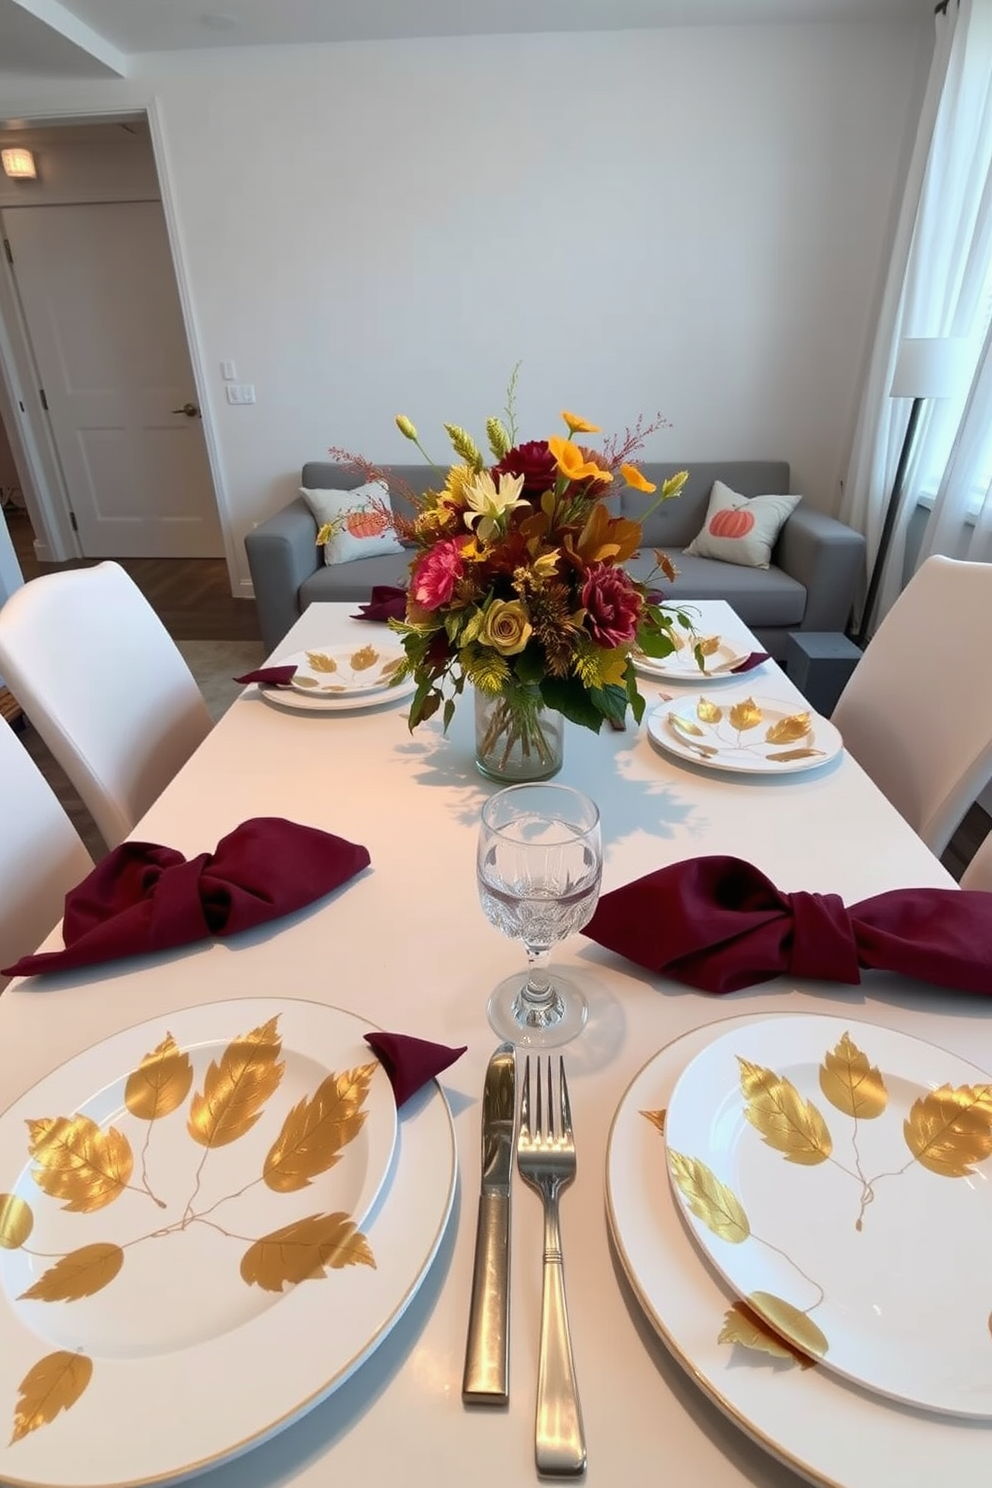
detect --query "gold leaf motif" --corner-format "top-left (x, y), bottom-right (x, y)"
top-left (293, 676), bottom-right (320, 688)
top-left (718, 1300), bottom-right (819, 1369)
top-left (124, 1033), bottom-right (193, 1121)
top-left (747, 1291), bottom-right (828, 1360)
top-left (19, 1243), bottom-right (124, 1303)
top-left (11, 1351), bottom-right (93, 1443)
top-left (640, 1108), bottom-right (666, 1135)
top-left (380, 658), bottom-right (404, 678)
top-left (187, 1016), bottom-right (285, 1149)
top-left (306, 651), bottom-right (338, 673)
top-left (240, 1211), bottom-right (375, 1291)
top-left (0, 1194), bottom-right (33, 1249)
top-left (264, 1062), bottom-right (377, 1192)
top-left (349, 646), bottom-right (379, 672)
top-left (766, 712), bottom-right (811, 744)
top-left (667, 1150), bottom-right (750, 1242)
top-left (27, 1116), bottom-right (133, 1212)
top-left (696, 697), bottom-right (722, 724)
top-left (819, 1032), bottom-right (887, 1120)
top-left (738, 1057), bottom-right (832, 1165)
top-left (729, 698), bottom-right (763, 731)
top-left (903, 1083), bottom-right (992, 1176)
top-left (670, 713), bottom-right (705, 738)
top-left (767, 748), bottom-right (824, 762)
top-left (698, 635), bottom-right (721, 657)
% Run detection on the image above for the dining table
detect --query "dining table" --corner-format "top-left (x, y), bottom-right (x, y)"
top-left (1, 597), bottom-right (986, 1488)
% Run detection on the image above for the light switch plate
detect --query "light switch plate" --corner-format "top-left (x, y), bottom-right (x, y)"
top-left (226, 383), bottom-right (256, 405)
top-left (221, 360), bottom-right (237, 380)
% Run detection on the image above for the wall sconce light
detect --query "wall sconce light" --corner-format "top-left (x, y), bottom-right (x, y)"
top-left (1, 148), bottom-right (37, 179)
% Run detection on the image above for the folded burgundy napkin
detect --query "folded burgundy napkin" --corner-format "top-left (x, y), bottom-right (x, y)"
top-left (730, 651), bottom-right (770, 673)
top-left (351, 586), bottom-right (408, 623)
top-left (3, 817), bottom-right (370, 978)
top-left (583, 854), bottom-right (992, 994)
top-left (364, 1030), bottom-right (467, 1108)
top-left (233, 665), bottom-right (297, 687)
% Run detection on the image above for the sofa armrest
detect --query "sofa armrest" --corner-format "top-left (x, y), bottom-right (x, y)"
top-left (774, 506), bottom-right (866, 633)
top-left (244, 496), bottom-right (321, 653)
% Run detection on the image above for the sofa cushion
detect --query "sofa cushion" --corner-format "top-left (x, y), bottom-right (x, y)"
top-left (684, 481), bottom-right (802, 569)
top-left (299, 550), bottom-right (413, 609)
top-left (300, 481), bottom-right (405, 566)
top-left (625, 549), bottom-right (807, 629)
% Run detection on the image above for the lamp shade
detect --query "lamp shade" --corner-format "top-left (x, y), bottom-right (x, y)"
top-left (1, 147), bottom-right (36, 180)
top-left (890, 336), bottom-right (969, 400)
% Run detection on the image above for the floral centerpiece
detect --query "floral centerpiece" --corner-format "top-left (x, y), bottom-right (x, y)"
top-left (322, 376), bottom-right (698, 780)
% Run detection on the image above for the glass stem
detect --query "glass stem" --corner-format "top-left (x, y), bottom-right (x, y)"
top-left (523, 945), bottom-right (553, 1003)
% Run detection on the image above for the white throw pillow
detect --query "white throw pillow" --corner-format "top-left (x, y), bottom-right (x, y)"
top-left (684, 480), bottom-right (801, 569)
top-left (300, 481), bottom-right (405, 566)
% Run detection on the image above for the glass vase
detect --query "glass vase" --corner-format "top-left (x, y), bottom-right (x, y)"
top-left (474, 685), bottom-right (564, 784)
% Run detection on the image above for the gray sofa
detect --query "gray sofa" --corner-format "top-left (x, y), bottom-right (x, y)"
top-left (245, 459), bottom-right (865, 658)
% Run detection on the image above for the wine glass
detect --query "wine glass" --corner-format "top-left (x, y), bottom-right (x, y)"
top-left (477, 782), bottom-right (603, 1048)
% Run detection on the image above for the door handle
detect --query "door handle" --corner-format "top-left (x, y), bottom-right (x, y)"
top-left (172, 402), bottom-right (199, 417)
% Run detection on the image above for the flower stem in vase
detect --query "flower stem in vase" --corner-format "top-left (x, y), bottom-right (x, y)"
top-left (474, 686), bottom-right (564, 784)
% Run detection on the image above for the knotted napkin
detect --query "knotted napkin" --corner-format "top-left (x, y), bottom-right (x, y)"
top-left (4, 817), bottom-right (370, 978)
top-left (351, 586), bottom-right (408, 623)
top-left (583, 855), bottom-right (992, 994)
top-left (364, 1031), bottom-right (467, 1108)
top-left (233, 665), bottom-right (297, 687)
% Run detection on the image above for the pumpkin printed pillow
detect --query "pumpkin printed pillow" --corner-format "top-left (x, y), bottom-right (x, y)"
top-left (300, 481), bottom-right (405, 566)
top-left (684, 481), bottom-right (802, 569)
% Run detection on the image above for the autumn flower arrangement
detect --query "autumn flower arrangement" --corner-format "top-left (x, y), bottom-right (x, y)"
top-left (326, 375), bottom-right (694, 773)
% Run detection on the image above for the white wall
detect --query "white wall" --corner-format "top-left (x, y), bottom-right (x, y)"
top-left (0, 20), bottom-right (930, 596)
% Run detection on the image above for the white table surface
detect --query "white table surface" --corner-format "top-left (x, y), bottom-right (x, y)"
top-left (2, 600), bottom-right (981, 1488)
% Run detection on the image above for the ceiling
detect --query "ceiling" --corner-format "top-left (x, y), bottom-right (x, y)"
top-left (0, 0), bottom-right (933, 82)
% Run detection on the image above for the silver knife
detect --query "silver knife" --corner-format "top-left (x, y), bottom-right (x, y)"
top-left (462, 1041), bottom-right (515, 1405)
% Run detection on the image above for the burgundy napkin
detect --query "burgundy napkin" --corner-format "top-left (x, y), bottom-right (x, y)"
top-left (351, 586), bottom-right (408, 623)
top-left (3, 817), bottom-right (370, 978)
top-left (583, 854), bottom-right (992, 994)
top-left (234, 665), bottom-right (297, 687)
top-left (364, 1030), bottom-right (467, 1107)
top-left (730, 651), bottom-right (770, 673)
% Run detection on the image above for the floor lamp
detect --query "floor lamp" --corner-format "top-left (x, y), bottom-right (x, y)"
top-left (855, 336), bottom-right (966, 648)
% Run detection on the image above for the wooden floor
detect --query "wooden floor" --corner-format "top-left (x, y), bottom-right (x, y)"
top-left (2, 503), bottom-right (989, 879)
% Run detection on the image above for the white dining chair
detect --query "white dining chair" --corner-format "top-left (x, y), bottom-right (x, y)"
top-left (961, 832), bottom-right (992, 892)
top-left (0, 561), bottom-right (212, 850)
top-left (0, 718), bottom-right (93, 984)
top-left (831, 555), bottom-right (992, 858)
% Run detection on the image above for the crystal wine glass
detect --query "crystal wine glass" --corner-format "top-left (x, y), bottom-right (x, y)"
top-left (477, 782), bottom-right (603, 1048)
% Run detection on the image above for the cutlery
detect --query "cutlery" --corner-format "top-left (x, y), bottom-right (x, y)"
top-left (462, 1041), bottom-right (515, 1405)
top-left (517, 1056), bottom-right (586, 1478)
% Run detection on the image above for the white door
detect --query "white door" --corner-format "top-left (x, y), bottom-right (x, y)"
top-left (1, 201), bottom-right (222, 558)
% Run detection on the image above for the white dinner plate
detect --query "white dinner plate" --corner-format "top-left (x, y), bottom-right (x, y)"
top-left (0, 997), bottom-right (456, 1488)
top-left (646, 691), bottom-right (843, 774)
top-left (665, 1013), bottom-right (992, 1417)
top-left (606, 1013), bottom-right (992, 1488)
top-left (285, 643), bottom-right (406, 698)
top-left (633, 635), bottom-right (754, 682)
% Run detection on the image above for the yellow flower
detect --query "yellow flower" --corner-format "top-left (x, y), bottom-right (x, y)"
top-left (395, 414), bottom-right (418, 441)
top-left (549, 436), bottom-right (614, 485)
top-left (479, 599), bottom-right (532, 656)
top-left (463, 470), bottom-right (529, 542)
top-left (561, 411), bottom-right (601, 435)
top-left (620, 463), bottom-right (656, 494)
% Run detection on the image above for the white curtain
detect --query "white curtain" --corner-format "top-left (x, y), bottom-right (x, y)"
top-left (842, 0), bottom-right (992, 629)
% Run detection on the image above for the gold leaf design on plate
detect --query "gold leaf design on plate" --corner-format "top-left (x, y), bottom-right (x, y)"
top-left (11, 1351), bottom-right (93, 1443)
top-left (0, 1194), bottom-right (33, 1249)
top-left (293, 676), bottom-right (320, 688)
top-left (380, 658), bottom-right (404, 678)
top-left (187, 1016), bottom-right (285, 1149)
top-left (819, 1032), bottom-right (887, 1120)
top-left (305, 651), bottom-right (338, 674)
top-left (349, 646), bottom-right (380, 672)
top-left (263, 1062), bottom-right (377, 1192)
top-left (696, 697), bottom-right (722, 724)
top-left (19, 1243), bottom-right (124, 1303)
top-left (667, 1150), bottom-right (749, 1242)
top-left (239, 1211), bottom-right (375, 1291)
top-left (766, 712), bottom-right (811, 744)
top-left (766, 748), bottom-right (824, 762)
top-left (670, 713), bottom-right (706, 738)
top-left (729, 698), bottom-right (763, 731)
top-left (903, 1083), bottom-right (992, 1176)
top-left (738, 1057), bottom-right (832, 1165)
top-left (718, 1299), bottom-right (819, 1369)
top-left (698, 635), bottom-right (721, 657)
top-left (746, 1292), bottom-right (828, 1360)
top-left (26, 1116), bottom-right (133, 1212)
top-left (640, 1108), bottom-right (666, 1135)
top-left (124, 1032), bottom-right (193, 1121)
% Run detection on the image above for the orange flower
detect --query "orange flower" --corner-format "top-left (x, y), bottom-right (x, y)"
top-left (620, 463), bottom-right (656, 494)
top-left (561, 411), bottom-right (601, 434)
top-left (548, 436), bottom-right (614, 484)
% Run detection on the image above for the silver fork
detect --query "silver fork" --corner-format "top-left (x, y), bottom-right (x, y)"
top-left (517, 1056), bottom-right (586, 1478)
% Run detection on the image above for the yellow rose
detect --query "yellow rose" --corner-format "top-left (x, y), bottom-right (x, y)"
top-left (479, 599), bottom-right (532, 656)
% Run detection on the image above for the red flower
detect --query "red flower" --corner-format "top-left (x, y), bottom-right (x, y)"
top-left (411, 538), bottom-right (466, 610)
top-left (582, 562), bottom-right (642, 647)
top-left (492, 440), bottom-right (558, 495)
